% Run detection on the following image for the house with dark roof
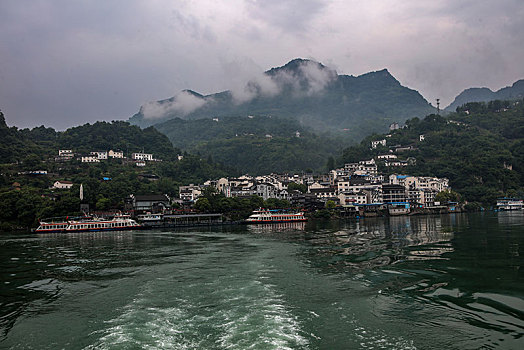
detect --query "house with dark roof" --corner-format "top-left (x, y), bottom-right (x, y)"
top-left (131, 194), bottom-right (170, 212)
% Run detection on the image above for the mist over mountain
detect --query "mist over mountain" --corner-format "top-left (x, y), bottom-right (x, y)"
top-left (445, 79), bottom-right (524, 112)
top-left (129, 59), bottom-right (434, 138)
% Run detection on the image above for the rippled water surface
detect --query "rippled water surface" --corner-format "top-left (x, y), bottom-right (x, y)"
top-left (1, 212), bottom-right (523, 349)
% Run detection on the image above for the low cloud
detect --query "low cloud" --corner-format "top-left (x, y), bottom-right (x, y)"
top-left (141, 90), bottom-right (207, 119)
top-left (230, 72), bottom-right (281, 104)
top-left (295, 60), bottom-right (337, 94)
top-left (230, 59), bottom-right (337, 103)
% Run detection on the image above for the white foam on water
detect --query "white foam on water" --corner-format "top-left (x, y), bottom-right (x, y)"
top-left (353, 325), bottom-right (417, 350)
top-left (84, 265), bottom-right (309, 349)
top-left (85, 299), bottom-right (201, 350)
top-left (216, 280), bottom-right (309, 350)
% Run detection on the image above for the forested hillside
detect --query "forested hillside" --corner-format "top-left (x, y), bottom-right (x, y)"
top-left (341, 99), bottom-right (524, 205)
top-left (0, 113), bottom-right (230, 229)
top-left (154, 115), bottom-right (348, 173)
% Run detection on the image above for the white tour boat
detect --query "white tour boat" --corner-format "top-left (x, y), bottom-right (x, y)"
top-left (496, 198), bottom-right (523, 211)
top-left (245, 209), bottom-right (307, 224)
top-left (35, 214), bottom-right (141, 233)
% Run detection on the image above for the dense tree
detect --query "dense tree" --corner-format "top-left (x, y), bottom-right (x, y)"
top-left (287, 182), bottom-right (307, 193)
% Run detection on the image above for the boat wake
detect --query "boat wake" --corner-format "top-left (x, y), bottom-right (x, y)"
top-left (85, 263), bottom-right (308, 349)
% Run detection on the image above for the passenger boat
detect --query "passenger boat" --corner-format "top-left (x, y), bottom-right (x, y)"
top-left (33, 217), bottom-right (70, 233)
top-left (245, 209), bottom-right (307, 224)
top-left (136, 212), bottom-right (164, 228)
top-left (496, 198), bottom-right (523, 211)
top-left (35, 214), bottom-right (141, 233)
top-left (136, 212), bottom-right (164, 222)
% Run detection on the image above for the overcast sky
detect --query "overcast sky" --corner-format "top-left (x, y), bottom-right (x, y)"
top-left (1, 0), bottom-right (523, 130)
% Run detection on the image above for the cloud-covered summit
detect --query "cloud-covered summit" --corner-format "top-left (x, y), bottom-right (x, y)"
top-left (140, 90), bottom-right (208, 120)
top-left (140, 58), bottom-right (338, 119)
top-left (131, 58), bottom-right (434, 139)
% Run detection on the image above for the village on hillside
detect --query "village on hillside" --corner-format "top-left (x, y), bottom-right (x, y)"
top-left (30, 132), bottom-right (455, 218)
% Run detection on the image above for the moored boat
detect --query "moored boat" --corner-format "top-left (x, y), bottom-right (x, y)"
top-left (496, 198), bottom-right (523, 211)
top-left (245, 209), bottom-right (307, 224)
top-left (35, 214), bottom-right (141, 233)
top-left (33, 217), bottom-right (70, 233)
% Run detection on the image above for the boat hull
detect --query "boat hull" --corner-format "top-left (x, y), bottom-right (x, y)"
top-left (245, 218), bottom-right (307, 224)
top-left (58, 226), bottom-right (142, 233)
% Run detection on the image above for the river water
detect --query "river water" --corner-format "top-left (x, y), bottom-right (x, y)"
top-left (0, 212), bottom-right (522, 349)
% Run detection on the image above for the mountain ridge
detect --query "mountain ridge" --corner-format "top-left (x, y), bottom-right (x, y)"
top-left (445, 79), bottom-right (524, 112)
top-left (129, 58), bottom-right (434, 138)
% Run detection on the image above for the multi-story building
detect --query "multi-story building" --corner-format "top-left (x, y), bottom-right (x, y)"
top-left (132, 152), bottom-right (153, 161)
top-left (179, 184), bottom-right (202, 202)
top-left (338, 191), bottom-right (368, 206)
top-left (382, 184), bottom-right (407, 203)
top-left (81, 155), bottom-right (100, 163)
top-left (108, 150), bottom-right (124, 158)
top-left (256, 183), bottom-right (279, 200)
top-left (310, 187), bottom-right (337, 200)
top-left (58, 149), bottom-right (74, 157)
top-left (377, 154), bottom-right (397, 160)
top-left (91, 151), bottom-right (108, 160)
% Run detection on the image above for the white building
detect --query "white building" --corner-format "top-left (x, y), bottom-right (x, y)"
top-left (377, 154), bottom-right (397, 160)
top-left (256, 183), bottom-right (279, 200)
top-left (53, 180), bottom-right (73, 189)
top-left (385, 160), bottom-right (408, 167)
top-left (310, 187), bottom-right (337, 200)
top-left (338, 191), bottom-right (368, 206)
top-left (132, 152), bottom-right (153, 161)
top-left (58, 149), bottom-right (73, 156)
top-left (57, 149), bottom-right (74, 160)
top-left (371, 139), bottom-right (387, 149)
top-left (408, 188), bottom-right (439, 207)
top-left (108, 150), bottom-right (124, 158)
top-left (390, 174), bottom-right (450, 194)
top-left (91, 151), bottom-right (108, 160)
top-left (81, 156), bottom-right (100, 163)
top-left (179, 185), bottom-right (202, 202)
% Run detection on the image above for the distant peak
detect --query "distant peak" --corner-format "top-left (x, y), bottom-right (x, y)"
top-left (373, 68), bottom-right (392, 76)
top-left (265, 58), bottom-right (330, 76)
top-left (462, 87), bottom-right (493, 93)
top-left (511, 79), bottom-right (524, 88)
top-left (357, 68), bottom-right (399, 84)
top-left (182, 89), bottom-right (204, 98)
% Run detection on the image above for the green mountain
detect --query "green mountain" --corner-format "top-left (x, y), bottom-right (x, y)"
top-left (341, 99), bottom-right (524, 205)
top-left (129, 59), bottom-right (434, 138)
top-left (445, 79), bottom-right (524, 112)
top-left (154, 115), bottom-right (345, 174)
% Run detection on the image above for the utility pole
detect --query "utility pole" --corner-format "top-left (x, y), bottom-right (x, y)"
top-left (436, 98), bottom-right (440, 115)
